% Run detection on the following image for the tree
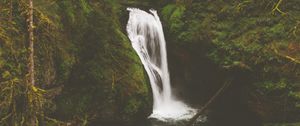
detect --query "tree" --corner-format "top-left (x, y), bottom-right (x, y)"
top-left (27, 0), bottom-right (37, 125)
top-left (28, 0), bottom-right (34, 86)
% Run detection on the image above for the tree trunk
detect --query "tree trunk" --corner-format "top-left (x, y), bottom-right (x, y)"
top-left (28, 0), bottom-right (34, 86)
top-left (9, 0), bottom-right (13, 23)
top-left (27, 0), bottom-right (36, 125)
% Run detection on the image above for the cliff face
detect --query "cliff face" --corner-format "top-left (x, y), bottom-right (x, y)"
top-left (50, 1), bottom-right (153, 124)
top-left (161, 0), bottom-right (300, 124)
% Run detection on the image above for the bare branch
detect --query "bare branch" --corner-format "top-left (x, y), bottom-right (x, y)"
top-left (272, 0), bottom-right (286, 15)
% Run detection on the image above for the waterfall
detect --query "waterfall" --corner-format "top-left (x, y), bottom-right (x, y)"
top-left (126, 8), bottom-right (196, 121)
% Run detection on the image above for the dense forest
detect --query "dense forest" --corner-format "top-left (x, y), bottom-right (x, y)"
top-left (0, 0), bottom-right (299, 126)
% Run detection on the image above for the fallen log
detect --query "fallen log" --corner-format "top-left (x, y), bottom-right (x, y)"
top-left (187, 79), bottom-right (233, 126)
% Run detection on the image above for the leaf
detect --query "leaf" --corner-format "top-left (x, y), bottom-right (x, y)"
top-left (2, 71), bottom-right (10, 79)
top-left (31, 85), bottom-right (46, 93)
top-left (32, 85), bottom-right (38, 92)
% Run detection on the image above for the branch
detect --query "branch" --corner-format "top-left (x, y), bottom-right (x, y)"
top-left (44, 116), bottom-right (66, 125)
top-left (187, 79), bottom-right (233, 126)
top-left (0, 113), bottom-right (12, 124)
top-left (272, 0), bottom-right (286, 15)
top-left (272, 45), bottom-right (300, 65)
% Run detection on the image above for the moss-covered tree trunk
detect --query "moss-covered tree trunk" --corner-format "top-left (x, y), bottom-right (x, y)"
top-left (28, 0), bottom-right (34, 86)
top-left (27, 0), bottom-right (37, 125)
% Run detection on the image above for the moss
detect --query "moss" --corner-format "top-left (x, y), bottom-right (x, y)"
top-left (2, 0), bottom-right (299, 125)
top-left (162, 4), bottom-right (185, 33)
top-left (254, 79), bottom-right (290, 92)
top-left (52, 1), bottom-right (151, 123)
top-left (161, 0), bottom-right (300, 123)
top-left (124, 98), bottom-right (142, 115)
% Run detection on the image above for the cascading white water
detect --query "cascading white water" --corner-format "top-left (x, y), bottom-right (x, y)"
top-left (126, 8), bottom-right (196, 121)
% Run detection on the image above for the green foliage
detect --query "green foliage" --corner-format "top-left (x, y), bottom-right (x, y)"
top-left (52, 0), bottom-right (151, 123)
top-left (162, 4), bottom-right (185, 33)
top-left (162, 0), bottom-right (300, 122)
top-left (0, 0), bottom-right (76, 125)
top-left (255, 79), bottom-right (289, 91)
top-left (124, 98), bottom-right (142, 115)
top-left (1, 0), bottom-right (152, 124)
top-left (2, 0), bottom-right (299, 125)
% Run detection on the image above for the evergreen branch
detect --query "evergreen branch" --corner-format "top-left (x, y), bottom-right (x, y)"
top-left (0, 113), bottom-right (12, 124)
top-left (271, 45), bottom-right (300, 65)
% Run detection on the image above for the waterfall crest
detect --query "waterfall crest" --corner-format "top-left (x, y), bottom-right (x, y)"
top-left (126, 8), bottom-right (196, 121)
